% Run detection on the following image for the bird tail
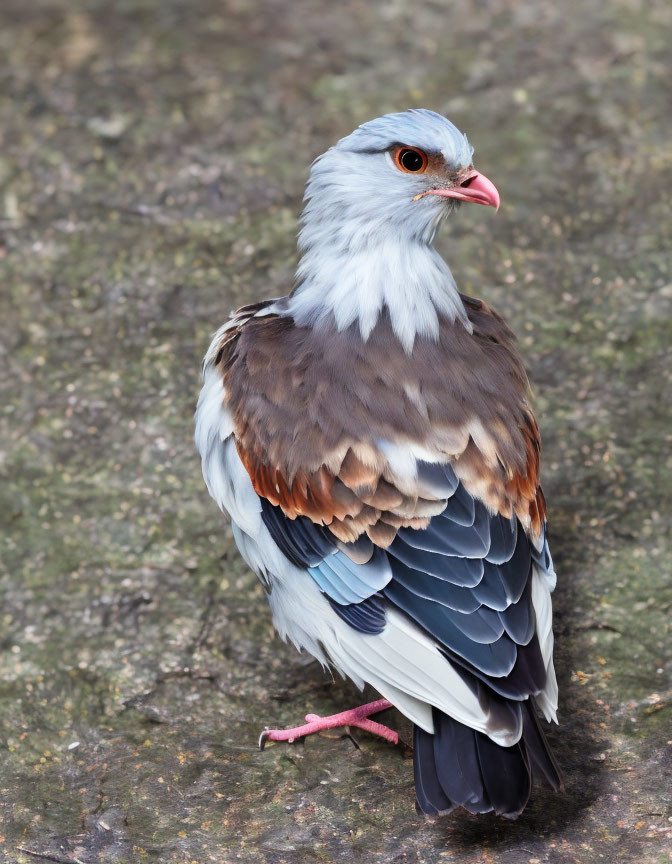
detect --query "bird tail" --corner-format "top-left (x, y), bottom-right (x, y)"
top-left (413, 700), bottom-right (562, 818)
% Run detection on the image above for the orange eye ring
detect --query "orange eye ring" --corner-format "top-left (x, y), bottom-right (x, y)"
top-left (394, 145), bottom-right (428, 174)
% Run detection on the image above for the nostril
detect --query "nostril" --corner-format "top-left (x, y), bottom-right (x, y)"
top-left (460, 175), bottom-right (476, 188)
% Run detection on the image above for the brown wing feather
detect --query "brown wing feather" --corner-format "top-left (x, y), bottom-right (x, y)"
top-left (215, 296), bottom-right (546, 545)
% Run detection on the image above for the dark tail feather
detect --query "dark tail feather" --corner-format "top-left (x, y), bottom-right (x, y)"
top-left (521, 698), bottom-right (563, 791)
top-left (414, 703), bottom-right (560, 818)
top-left (413, 728), bottom-right (454, 816)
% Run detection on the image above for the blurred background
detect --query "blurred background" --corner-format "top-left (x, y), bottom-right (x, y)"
top-left (0, 1), bottom-right (670, 862)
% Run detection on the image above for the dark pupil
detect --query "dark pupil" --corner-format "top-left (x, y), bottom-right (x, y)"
top-left (400, 149), bottom-right (423, 171)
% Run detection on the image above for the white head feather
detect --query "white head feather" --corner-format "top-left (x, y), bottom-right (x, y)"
top-left (284, 110), bottom-right (479, 351)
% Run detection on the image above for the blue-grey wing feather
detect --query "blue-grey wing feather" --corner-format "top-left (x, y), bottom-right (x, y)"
top-left (259, 476), bottom-right (550, 699)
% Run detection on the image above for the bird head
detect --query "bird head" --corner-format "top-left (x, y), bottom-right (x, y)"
top-left (301, 109), bottom-right (500, 249)
top-left (291, 110), bottom-right (500, 348)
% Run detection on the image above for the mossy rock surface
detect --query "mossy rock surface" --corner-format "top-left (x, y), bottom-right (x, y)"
top-left (1, 1), bottom-right (670, 862)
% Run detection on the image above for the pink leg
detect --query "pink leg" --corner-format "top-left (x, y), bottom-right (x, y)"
top-left (258, 698), bottom-right (398, 749)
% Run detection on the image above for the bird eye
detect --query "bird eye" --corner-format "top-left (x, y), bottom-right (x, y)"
top-left (394, 146), bottom-right (428, 174)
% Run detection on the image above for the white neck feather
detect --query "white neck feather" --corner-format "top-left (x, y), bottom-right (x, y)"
top-left (286, 234), bottom-right (469, 352)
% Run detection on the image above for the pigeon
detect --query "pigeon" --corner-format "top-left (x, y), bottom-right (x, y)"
top-left (195, 109), bottom-right (562, 817)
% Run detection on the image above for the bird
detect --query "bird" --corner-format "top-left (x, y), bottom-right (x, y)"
top-left (195, 109), bottom-right (562, 818)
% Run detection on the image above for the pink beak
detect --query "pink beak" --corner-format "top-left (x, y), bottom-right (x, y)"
top-left (421, 171), bottom-right (500, 210)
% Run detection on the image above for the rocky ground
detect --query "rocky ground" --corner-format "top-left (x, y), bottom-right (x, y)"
top-left (0, 0), bottom-right (671, 862)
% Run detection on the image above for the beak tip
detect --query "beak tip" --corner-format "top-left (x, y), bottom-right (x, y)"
top-left (468, 171), bottom-right (500, 211)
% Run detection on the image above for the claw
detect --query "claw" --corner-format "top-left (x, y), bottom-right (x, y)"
top-left (342, 726), bottom-right (361, 750)
top-left (259, 728), bottom-right (304, 750)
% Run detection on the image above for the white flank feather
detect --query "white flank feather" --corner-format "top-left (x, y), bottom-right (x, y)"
top-left (531, 565), bottom-right (559, 723)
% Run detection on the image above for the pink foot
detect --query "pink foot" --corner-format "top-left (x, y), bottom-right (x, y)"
top-left (258, 698), bottom-right (398, 749)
